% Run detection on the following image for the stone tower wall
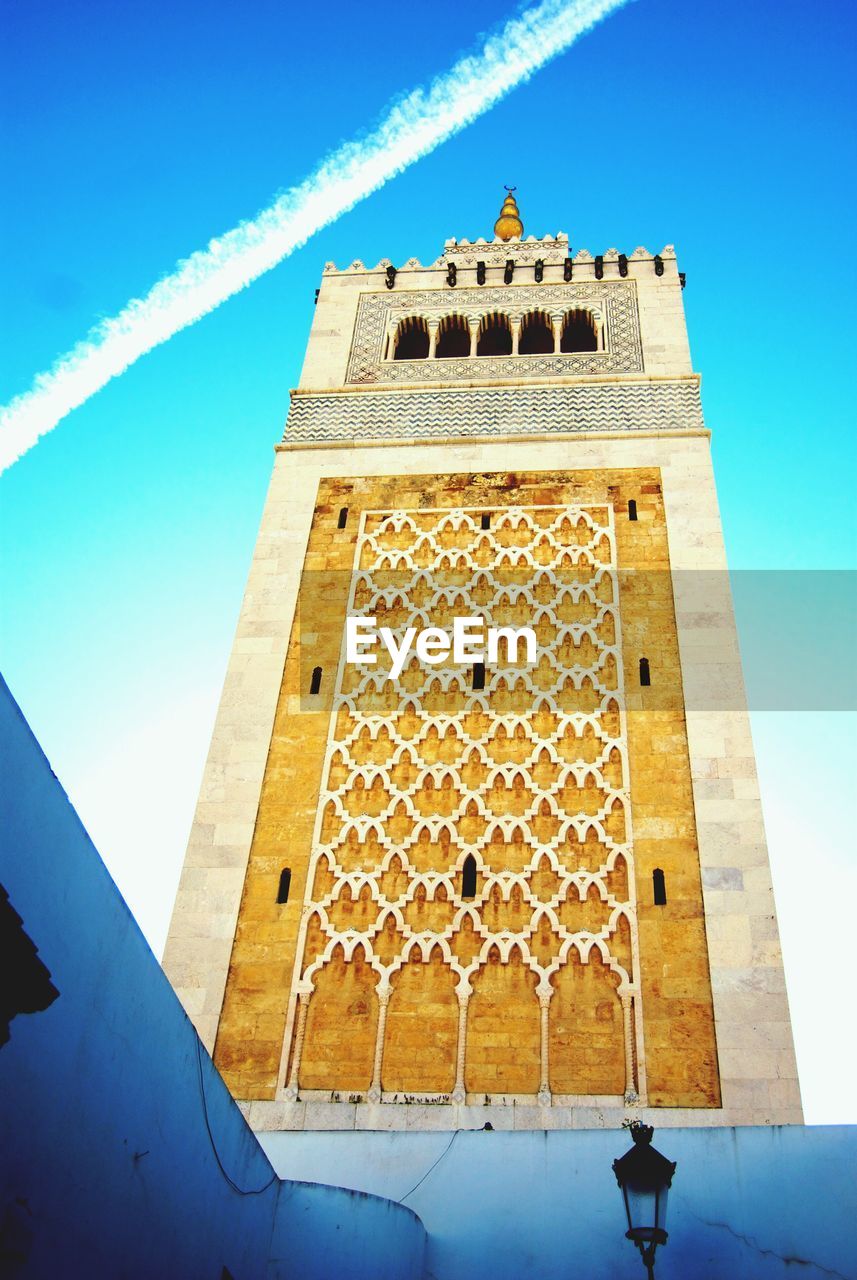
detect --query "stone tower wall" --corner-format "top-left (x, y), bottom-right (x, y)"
top-left (162, 229), bottom-right (801, 1131)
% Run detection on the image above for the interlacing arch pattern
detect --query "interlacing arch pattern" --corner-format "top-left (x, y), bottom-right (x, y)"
top-left (279, 505), bottom-right (645, 1107)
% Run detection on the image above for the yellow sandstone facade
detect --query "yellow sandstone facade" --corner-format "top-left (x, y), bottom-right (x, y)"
top-left (163, 197), bottom-right (801, 1131)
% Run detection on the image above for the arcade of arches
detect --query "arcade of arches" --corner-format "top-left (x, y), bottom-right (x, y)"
top-left (391, 308), bottom-right (601, 360)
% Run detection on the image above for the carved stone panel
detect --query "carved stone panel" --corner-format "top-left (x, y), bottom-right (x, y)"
top-left (281, 503), bottom-right (644, 1105)
top-left (345, 282), bottom-right (643, 384)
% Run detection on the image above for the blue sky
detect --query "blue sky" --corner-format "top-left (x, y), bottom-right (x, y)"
top-left (1, 0), bottom-right (855, 1121)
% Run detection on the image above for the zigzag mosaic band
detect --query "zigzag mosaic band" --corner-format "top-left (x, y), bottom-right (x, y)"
top-left (282, 379), bottom-right (705, 445)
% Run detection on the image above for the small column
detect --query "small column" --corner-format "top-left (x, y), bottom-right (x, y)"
top-left (469, 322), bottom-right (478, 358)
top-left (590, 310), bottom-right (604, 352)
top-left (622, 993), bottom-right (638, 1104)
top-left (427, 321), bottom-right (439, 360)
top-left (285, 991), bottom-right (312, 1100)
top-left (551, 316), bottom-right (562, 353)
top-left (511, 319), bottom-right (520, 356)
top-left (452, 992), bottom-right (469, 1104)
top-left (537, 990), bottom-right (552, 1106)
top-left (368, 989), bottom-right (390, 1103)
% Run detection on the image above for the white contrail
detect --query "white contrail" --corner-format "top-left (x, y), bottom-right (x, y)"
top-left (0, 0), bottom-right (630, 473)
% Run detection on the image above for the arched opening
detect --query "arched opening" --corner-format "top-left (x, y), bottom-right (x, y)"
top-left (518, 310), bottom-right (554, 355)
top-left (382, 948), bottom-right (457, 1092)
top-left (639, 657), bottom-right (650, 687)
top-left (628, 499), bottom-right (637, 521)
top-left (653, 868), bottom-right (667, 906)
top-left (310, 666), bottom-right (323, 695)
top-left (393, 316), bottom-right (430, 360)
top-left (461, 854), bottom-right (477, 900)
top-left (548, 949), bottom-right (624, 1095)
top-left (466, 944), bottom-right (540, 1093)
top-left (435, 314), bottom-right (471, 359)
top-left (337, 506), bottom-right (348, 529)
top-left (299, 944), bottom-right (377, 1091)
top-left (476, 312), bottom-right (512, 356)
top-left (560, 308), bottom-right (598, 353)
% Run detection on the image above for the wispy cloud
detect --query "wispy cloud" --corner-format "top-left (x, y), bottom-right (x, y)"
top-left (0, 0), bottom-right (629, 473)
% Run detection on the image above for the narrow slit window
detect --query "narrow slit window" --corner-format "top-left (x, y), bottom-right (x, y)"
top-left (310, 666), bottom-right (322, 695)
top-left (481, 513), bottom-right (491, 530)
top-left (472, 662), bottom-right (485, 690)
top-left (337, 507), bottom-right (348, 529)
top-left (462, 854), bottom-right (477, 900)
top-left (639, 657), bottom-right (651, 687)
top-left (653, 868), bottom-right (667, 906)
top-left (628, 499), bottom-right (638, 521)
top-left (277, 868), bottom-right (292, 904)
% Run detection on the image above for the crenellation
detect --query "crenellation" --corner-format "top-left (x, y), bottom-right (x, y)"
top-left (301, 234), bottom-right (691, 390)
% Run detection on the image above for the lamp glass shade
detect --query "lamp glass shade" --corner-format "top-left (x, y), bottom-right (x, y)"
top-left (623, 1184), bottom-right (670, 1242)
top-left (613, 1124), bottom-right (676, 1250)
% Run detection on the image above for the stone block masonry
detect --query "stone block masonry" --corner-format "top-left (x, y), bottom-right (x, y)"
top-left (208, 464), bottom-right (721, 1123)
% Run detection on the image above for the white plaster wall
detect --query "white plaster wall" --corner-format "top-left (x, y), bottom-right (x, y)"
top-left (261, 1125), bottom-right (857, 1280)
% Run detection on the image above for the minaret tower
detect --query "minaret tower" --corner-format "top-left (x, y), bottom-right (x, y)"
top-left (164, 193), bottom-right (801, 1133)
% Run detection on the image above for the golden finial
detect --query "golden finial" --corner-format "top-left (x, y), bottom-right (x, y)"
top-left (493, 186), bottom-right (523, 241)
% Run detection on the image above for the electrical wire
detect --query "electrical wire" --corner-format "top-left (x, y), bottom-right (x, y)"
top-left (398, 1130), bottom-right (458, 1203)
top-left (195, 1035), bottom-right (278, 1196)
top-left (196, 1033), bottom-right (459, 1204)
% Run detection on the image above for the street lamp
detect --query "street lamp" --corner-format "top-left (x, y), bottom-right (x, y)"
top-left (612, 1122), bottom-right (677, 1279)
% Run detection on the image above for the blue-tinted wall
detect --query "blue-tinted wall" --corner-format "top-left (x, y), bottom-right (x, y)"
top-left (263, 1124), bottom-right (857, 1280)
top-left (3, 665), bottom-right (855, 1280)
top-left (0, 677), bottom-right (425, 1280)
